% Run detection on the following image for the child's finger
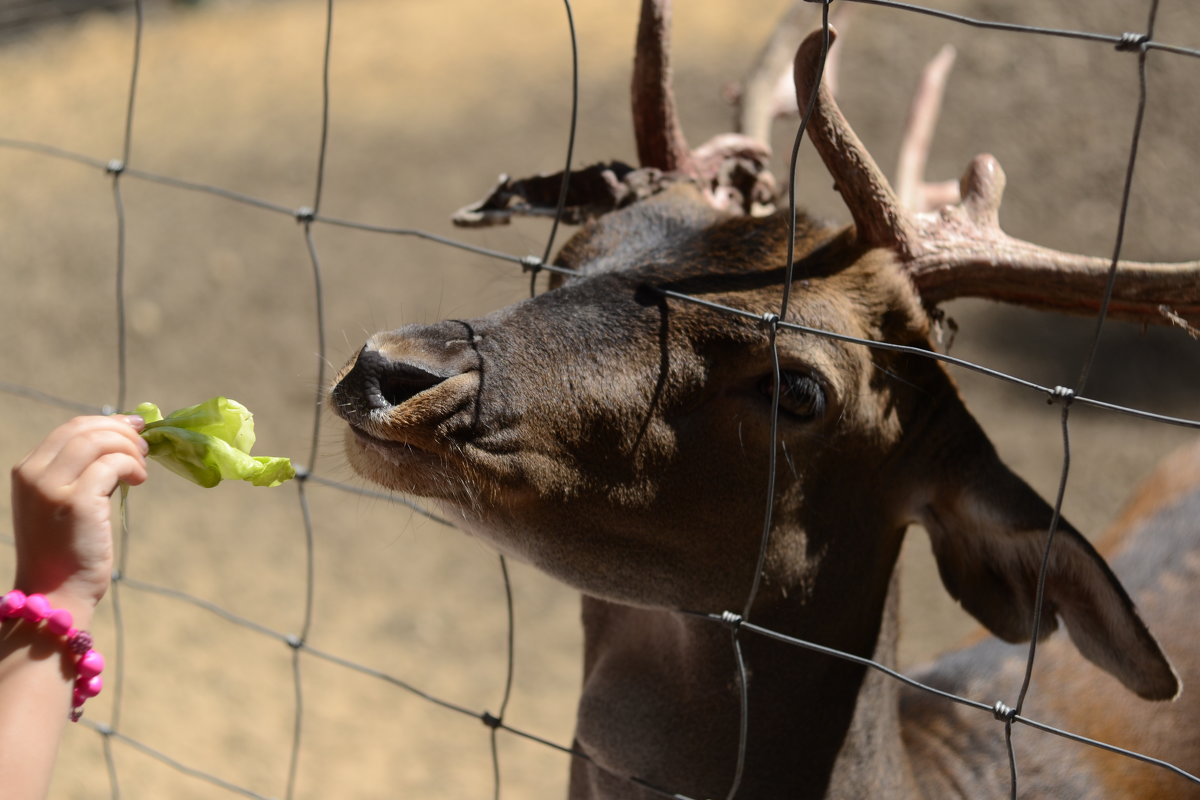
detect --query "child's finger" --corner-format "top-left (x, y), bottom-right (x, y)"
top-left (16, 416), bottom-right (145, 477)
top-left (77, 452), bottom-right (149, 499)
top-left (33, 428), bottom-right (148, 492)
top-left (14, 417), bottom-right (96, 474)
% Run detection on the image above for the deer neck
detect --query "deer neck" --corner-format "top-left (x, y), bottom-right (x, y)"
top-left (571, 532), bottom-right (920, 800)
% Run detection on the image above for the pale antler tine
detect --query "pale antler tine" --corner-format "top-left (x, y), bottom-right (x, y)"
top-left (735, 1), bottom-right (856, 146)
top-left (895, 44), bottom-right (958, 212)
top-left (735, 0), bottom-right (813, 144)
top-left (793, 27), bottom-right (920, 257)
top-left (632, 0), bottom-right (695, 176)
top-left (919, 180), bottom-right (962, 212)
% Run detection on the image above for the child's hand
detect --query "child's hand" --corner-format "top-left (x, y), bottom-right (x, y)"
top-left (10, 416), bottom-right (149, 619)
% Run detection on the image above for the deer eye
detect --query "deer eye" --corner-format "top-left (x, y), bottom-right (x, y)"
top-left (759, 371), bottom-right (827, 421)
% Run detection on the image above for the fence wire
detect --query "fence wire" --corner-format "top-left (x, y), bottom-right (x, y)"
top-left (1, 0), bottom-right (1199, 798)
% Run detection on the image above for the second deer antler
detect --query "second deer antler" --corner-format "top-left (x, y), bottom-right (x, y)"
top-left (794, 28), bottom-right (1200, 329)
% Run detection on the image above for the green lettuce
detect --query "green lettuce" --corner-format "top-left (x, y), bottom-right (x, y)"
top-left (131, 397), bottom-right (296, 488)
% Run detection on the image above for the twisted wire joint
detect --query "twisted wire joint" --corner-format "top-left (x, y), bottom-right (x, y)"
top-left (1116, 32), bottom-right (1150, 52)
top-left (1046, 385), bottom-right (1075, 406)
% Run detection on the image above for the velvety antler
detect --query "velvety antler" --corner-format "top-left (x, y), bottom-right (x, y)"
top-left (793, 27), bottom-right (921, 258)
top-left (794, 28), bottom-right (1200, 329)
top-left (631, 0), bottom-right (777, 214)
top-left (632, 0), bottom-right (695, 176)
top-left (454, 0), bottom-right (778, 228)
top-left (910, 156), bottom-right (1200, 327)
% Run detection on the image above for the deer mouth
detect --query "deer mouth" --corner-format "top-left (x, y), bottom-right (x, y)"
top-left (341, 419), bottom-right (474, 499)
top-left (348, 424), bottom-right (435, 460)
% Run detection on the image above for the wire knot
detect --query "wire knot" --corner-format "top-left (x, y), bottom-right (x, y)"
top-left (294, 206), bottom-right (316, 223)
top-left (719, 610), bottom-right (744, 631)
top-left (520, 255), bottom-right (543, 275)
top-left (106, 159), bottom-right (125, 176)
top-left (1046, 385), bottom-right (1075, 406)
top-left (480, 711), bottom-right (502, 729)
top-left (992, 701), bottom-right (1017, 723)
top-left (759, 312), bottom-right (780, 331)
top-left (285, 634), bottom-right (303, 650)
top-left (1115, 32), bottom-right (1150, 52)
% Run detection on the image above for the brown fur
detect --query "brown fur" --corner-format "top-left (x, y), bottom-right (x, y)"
top-left (331, 184), bottom-right (1194, 798)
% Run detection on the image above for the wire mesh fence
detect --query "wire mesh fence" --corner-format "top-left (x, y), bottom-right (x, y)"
top-left (1, 0), bottom-right (1199, 798)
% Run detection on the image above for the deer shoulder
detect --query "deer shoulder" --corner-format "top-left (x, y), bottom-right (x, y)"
top-left (903, 438), bottom-right (1200, 798)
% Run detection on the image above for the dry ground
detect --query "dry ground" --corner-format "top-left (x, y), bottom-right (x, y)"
top-left (0, 1), bottom-right (1197, 798)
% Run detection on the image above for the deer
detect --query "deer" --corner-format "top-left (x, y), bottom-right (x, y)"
top-left (330, 2), bottom-right (1200, 797)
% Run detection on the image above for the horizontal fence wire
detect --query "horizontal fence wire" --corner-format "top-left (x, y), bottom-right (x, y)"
top-left (1, 0), bottom-right (1198, 798)
top-left (656, 291), bottom-right (1200, 429)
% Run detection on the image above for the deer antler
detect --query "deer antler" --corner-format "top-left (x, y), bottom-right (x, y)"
top-left (632, 0), bottom-right (777, 215)
top-left (795, 28), bottom-right (1200, 329)
top-left (895, 44), bottom-right (961, 213)
top-left (732, 0), bottom-right (856, 144)
top-left (793, 28), bottom-right (921, 258)
top-left (454, 0), bottom-right (778, 227)
top-left (632, 0), bottom-right (695, 176)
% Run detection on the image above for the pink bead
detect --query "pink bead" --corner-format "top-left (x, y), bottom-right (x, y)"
top-left (77, 675), bottom-right (103, 698)
top-left (77, 650), bottom-right (105, 679)
top-left (0, 590), bottom-right (26, 619)
top-left (46, 608), bottom-right (74, 636)
top-left (22, 593), bottom-right (50, 622)
top-left (73, 688), bottom-right (88, 708)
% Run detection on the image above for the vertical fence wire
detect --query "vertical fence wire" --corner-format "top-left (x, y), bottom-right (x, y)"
top-left (285, 0), bottom-right (336, 792)
top-left (723, 10), bottom-right (832, 795)
top-left (1007, 2), bottom-right (1160, 794)
top-left (99, 0), bottom-right (144, 795)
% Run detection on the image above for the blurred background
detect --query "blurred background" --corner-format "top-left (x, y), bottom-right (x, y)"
top-left (0, 0), bottom-right (1197, 797)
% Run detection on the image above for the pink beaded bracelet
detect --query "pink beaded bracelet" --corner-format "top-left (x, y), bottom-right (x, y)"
top-left (0, 589), bottom-right (105, 722)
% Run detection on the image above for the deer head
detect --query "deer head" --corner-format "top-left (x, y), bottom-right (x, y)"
top-left (332, 4), bottom-right (1194, 795)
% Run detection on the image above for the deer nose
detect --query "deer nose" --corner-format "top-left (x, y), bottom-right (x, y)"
top-left (332, 346), bottom-right (452, 422)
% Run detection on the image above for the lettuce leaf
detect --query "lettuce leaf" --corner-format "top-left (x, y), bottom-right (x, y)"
top-left (131, 397), bottom-right (296, 488)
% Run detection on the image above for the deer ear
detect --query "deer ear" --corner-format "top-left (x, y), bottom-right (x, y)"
top-left (915, 427), bottom-right (1180, 701)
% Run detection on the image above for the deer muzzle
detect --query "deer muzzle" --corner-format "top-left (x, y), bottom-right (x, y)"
top-left (330, 323), bottom-right (485, 448)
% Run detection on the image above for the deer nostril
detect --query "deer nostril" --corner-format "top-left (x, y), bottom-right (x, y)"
top-left (334, 347), bottom-right (452, 421)
top-left (375, 362), bottom-right (446, 407)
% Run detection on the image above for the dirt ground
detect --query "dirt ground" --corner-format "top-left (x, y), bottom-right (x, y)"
top-left (0, 1), bottom-right (1197, 798)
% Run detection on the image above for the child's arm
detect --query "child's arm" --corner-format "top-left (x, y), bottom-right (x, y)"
top-left (1, 415), bottom-right (148, 800)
